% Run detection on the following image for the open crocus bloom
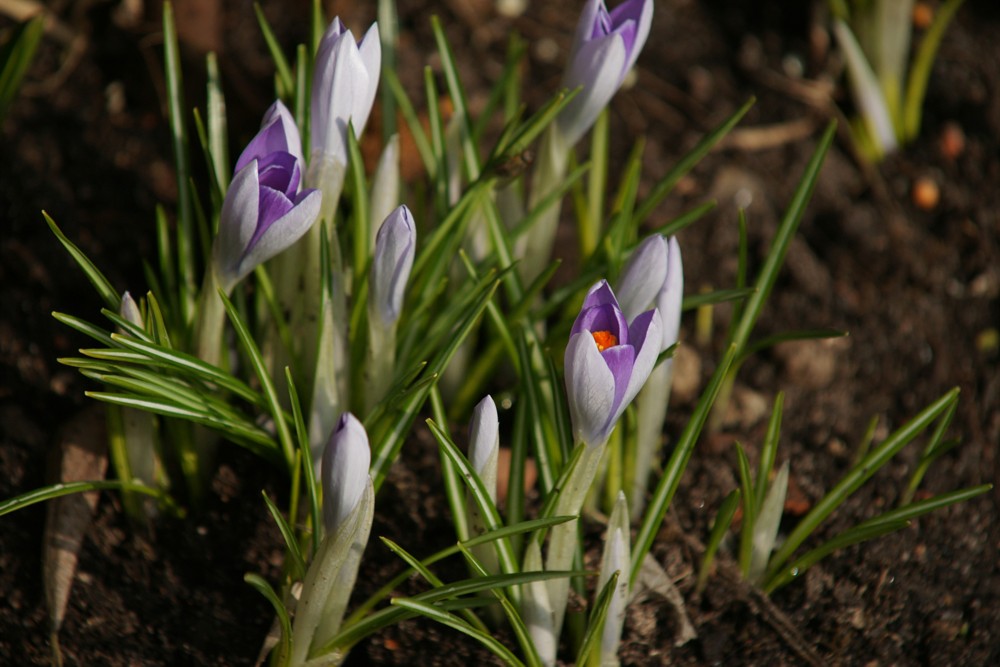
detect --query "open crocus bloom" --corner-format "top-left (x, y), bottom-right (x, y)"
top-left (556, 0), bottom-right (653, 148)
top-left (214, 104), bottom-right (321, 293)
top-left (565, 280), bottom-right (661, 446)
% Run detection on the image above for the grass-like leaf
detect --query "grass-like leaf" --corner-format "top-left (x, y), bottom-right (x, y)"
top-left (390, 598), bottom-right (525, 666)
top-left (262, 491), bottom-right (306, 581)
top-left (765, 387), bottom-right (961, 580)
top-left (244, 573), bottom-right (292, 665)
top-left (696, 488), bottom-right (741, 595)
top-left (0, 480), bottom-right (171, 517)
top-left (44, 214), bottom-right (120, 311)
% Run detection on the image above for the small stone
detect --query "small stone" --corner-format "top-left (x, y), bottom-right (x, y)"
top-left (912, 176), bottom-right (940, 211)
top-left (670, 344), bottom-right (701, 404)
top-left (913, 2), bottom-right (934, 30)
top-left (939, 121), bottom-right (966, 160)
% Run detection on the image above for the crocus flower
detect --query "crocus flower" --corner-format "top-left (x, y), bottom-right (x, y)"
top-left (617, 234), bottom-right (683, 352)
top-left (468, 395), bottom-right (499, 501)
top-left (369, 205), bottom-right (416, 326)
top-left (556, 0), bottom-right (653, 148)
top-left (310, 18), bottom-right (381, 168)
top-left (213, 102), bottom-right (321, 293)
top-left (616, 234), bottom-right (668, 323)
top-left (656, 236), bottom-right (683, 352)
top-left (565, 280), bottom-right (661, 446)
top-left (321, 413), bottom-right (371, 534)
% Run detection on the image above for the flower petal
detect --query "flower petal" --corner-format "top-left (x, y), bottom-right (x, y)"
top-left (557, 33), bottom-right (627, 147)
top-left (234, 102), bottom-right (303, 177)
top-left (215, 161), bottom-right (260, 288)
top-left (354, 23), bottom-right (382, 134)
top-left (321, 413), bottom-right (371, 534)
top-left (622, 307), bottom-right (662, 407)
top-left (565, 331), bottom-right (616, 446)
top-left (616, 235), bottom-right (667, 322)
top-left (657, 236), bottom-right (683, 351)
top-left (610, 0), bottom-right (653, 73)
top-left (601, 343), bottom-right (636, 435)
top-left (237, 188), bottom-right (321, 282)
top-left (370, 205), bottom-right (416, 325)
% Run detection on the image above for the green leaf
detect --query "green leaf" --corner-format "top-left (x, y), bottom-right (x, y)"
top-left (244, 573), bottom-right (292, 665)
top-left (390, 598), bottom-right (525, 666)
top-left (903, 0), bottom-right (966, 142)
top-left (734, 441), bottom-right (756, 576)
top-left (253, 2), bottom-right (295, 98)
top-left (162, 2), bottom-right (197, 322)
top-left (765, 388), bottom-right (961, 579)
top-left (696, 489), bottom-right (741, 595)
top-left (44, 214), bottom-right (120, 310)
top-left (219, 291), bottom-right (296, 469)
top-left (576, 571), bottom-right (618, 667)
top-left (262, 491), bottom-right (306, 581)
top-left (0, 479), bottom-right (171, 517)
top-left (427, 419), bottom-right (520, 581)
top-left (0, 14), bottom-right (43, 121)
top-left (634, 97), bottom-right (754, 225)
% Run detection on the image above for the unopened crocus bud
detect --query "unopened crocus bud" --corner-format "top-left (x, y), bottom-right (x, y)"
top-left (468, 395), bottom-right (500, 500)
top-left (321, 413), bottom-right (371, 534)
top-left (213, 102), bottom-right (321, 293)
top-left (616, 235), bottom-right (668, 323)
top-left (370, 205), bottom-right (416, 326)
top-left (564, 280), bottom-right (661, 447)
top-left (120, 291), bottom-right (142, 327)
top-left (310, 18), bottom-right (381, 169)
top-left (556, 0), bottom-right (653, 148)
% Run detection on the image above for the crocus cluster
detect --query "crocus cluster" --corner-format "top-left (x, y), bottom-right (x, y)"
top-left (213, 101), bottom-right (321, 294)
top-left (564, 280), bottom-right (662, 447)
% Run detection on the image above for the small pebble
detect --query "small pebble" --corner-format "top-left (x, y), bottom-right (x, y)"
top-left (913, 2), bottom-right (934, 30)
top-left (912, 176), bottom-right (940, 211)
top-left (939, 121), bottom-right (966, 160)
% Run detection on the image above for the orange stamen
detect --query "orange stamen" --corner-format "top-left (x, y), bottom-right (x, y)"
top-left (592, 330), bottom-right (618, 352)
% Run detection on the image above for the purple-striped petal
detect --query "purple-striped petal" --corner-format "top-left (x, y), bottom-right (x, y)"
top-left (565, 331), bottom-right (616, 446)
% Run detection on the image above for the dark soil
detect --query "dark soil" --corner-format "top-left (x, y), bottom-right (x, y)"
top-left (2, 1), bottom-right (998, 665)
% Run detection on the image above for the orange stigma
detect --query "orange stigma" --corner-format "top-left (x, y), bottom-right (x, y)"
top-left (591, 330), bottom-right (618, 352)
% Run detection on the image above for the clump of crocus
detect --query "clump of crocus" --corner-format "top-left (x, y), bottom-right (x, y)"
top-left (521, 0), bottom-right (653, 282)
top-left (290, 413), bottom-right (374, 666)
top-left (524, 280), bottom-right (660, 664)
top-left (196, 100), bottom-right (320, 365)
top-left (615, 235), bottom-right (684, 518)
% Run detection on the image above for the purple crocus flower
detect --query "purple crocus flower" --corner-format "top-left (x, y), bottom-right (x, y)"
top-left (321, 413), bottom-right (371, 534)
top-left (370, 205), bottom-right (416, 326)
top-left (565, 280), bottom-right (661, 446)
top-left (311, 18), bottom-right (381, 168)
top-left (557, 0), bottom-right (653, 147)
top-left (213, 102), bottom-right (321, 293)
